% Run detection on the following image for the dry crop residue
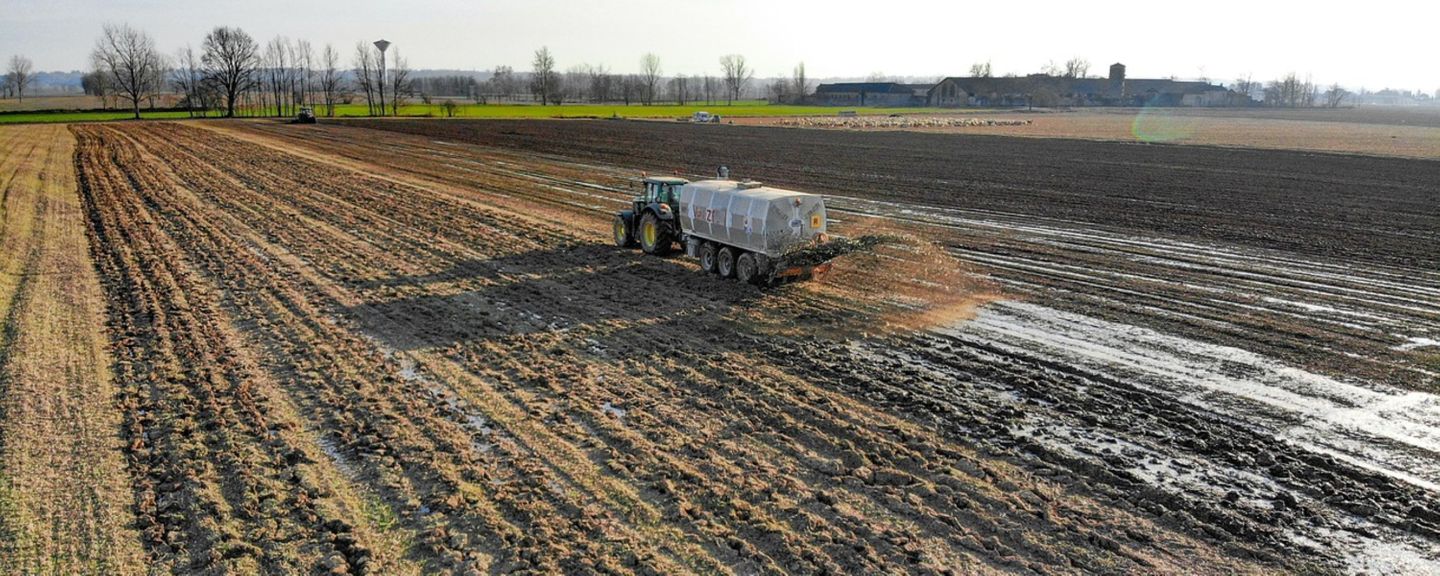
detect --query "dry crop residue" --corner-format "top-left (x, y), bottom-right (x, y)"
top-left (0, 125), bottom-right (145, 573)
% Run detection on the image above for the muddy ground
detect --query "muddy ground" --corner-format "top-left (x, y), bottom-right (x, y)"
top-left (319, 118), bottom-right (1438, 573)
top-left (10, 117), bottom-right (1430, 574)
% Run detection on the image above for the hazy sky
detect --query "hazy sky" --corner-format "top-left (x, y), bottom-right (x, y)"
top-left (2, 0), bottom-right (1435, 90)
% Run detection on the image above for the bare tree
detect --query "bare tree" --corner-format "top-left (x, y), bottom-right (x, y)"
top-left (388, 47), bottom-right (412, 115)
top-left (719, 54), bottom-right (752, 104)
top-left (791, 62), bottom-right (809, 104)
top-left (319, 44), bottom-right (341, 116)
top-left (171, 46), bottom-right (205, 117)
top-left (969, 60), bottom-right (993, 78)
top-left (766, 78), bottom-right (789, 104)
top-left (92, 23), bottom-right (163, 119)
top-left (262, 37), bottom-right (293, 117)
top-left (352, 42), bottom-right (378, 115)
top-left (146, 55), bottom-right (170, 110)
top-left (1230, 74), bottom-right (1258, 106)
top-left (488, 65), bottom-right (518, 102)
top-left (639, 53), bottom-right (662, 105)
top-left (587, 64), bottom-right (612, 103)
top-left (81, 68), bottom-right (114, 108)
top-left (563, 64), bottom-right (591, 103)
top-left (702, 75), bottom-right (717, 105)
top-left (620, 74), bottom-right (639, 105)
top-left (5, 55), bottom-right (34, 102)
top-left (1324, 83), bottom-right (1349, 108)
top-left (1265, 73), bottom-right (1315, 108)
top-left (1063, 57), bottom-right (1090, 79)
top-left (202, 26), bottom-right (258, 117)
top-left (530, 46), bottom-right (557, 105)
top-left (296, 40), bottom-right (314, 108)
top-left (670, 74), bottom-right (690, 105)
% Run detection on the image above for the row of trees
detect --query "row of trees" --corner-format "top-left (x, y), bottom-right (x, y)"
top-left (76, 26), bottom-right (782, 116)
top-left (81, 22), bottom-right (414, 119)
top-left (1227, 74), bottom-right (1348, 108)
top-left (524, 48), bottom-right (775, 106)
top-left (958, 58), bottom-right (1089, 79)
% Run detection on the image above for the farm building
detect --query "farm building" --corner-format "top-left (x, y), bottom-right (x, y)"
top-left (812, 82), bottom-right (928, 107)
top-left (925, 64), bottom-right (1232, 107)
top-left (815, 64), bottom-right (1235, 108)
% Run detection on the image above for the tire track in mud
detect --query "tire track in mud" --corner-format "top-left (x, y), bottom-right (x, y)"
top-left (77, 124), bottom-right (711, 574)
top-left (74, 124), bottom-right (426, 574)
top-left (72, 121), bottom-right (1289, 574)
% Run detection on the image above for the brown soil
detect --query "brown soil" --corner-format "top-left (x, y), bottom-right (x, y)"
top-left (733, 108), bottom-right (1440, 158)
top-left (55, 119), bottom-right (1304, 574)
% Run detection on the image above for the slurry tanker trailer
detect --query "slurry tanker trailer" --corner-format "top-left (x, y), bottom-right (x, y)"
top-left (612, 171), bottom-right (833, 285)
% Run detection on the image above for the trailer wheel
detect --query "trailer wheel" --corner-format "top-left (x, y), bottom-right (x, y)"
top-left (737, 253), bottom-right (762, 285)
top-left (639, 212), bottom-right (671, 256)
top-left (699, 242), bottom-right (719, 274)
top-left (752, 254), bottom-right (772, 285)
top-left (613, 215), bottom-right (636, 248)
top-left (717, 247), bottom-right (737, 278)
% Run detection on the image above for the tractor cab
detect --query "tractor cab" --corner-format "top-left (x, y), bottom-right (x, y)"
top-left (635, 176), bottom-right (687, 214)
top-left (614, 175), bottom-right (689, 254)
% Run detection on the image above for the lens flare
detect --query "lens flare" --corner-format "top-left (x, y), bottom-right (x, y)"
top-left (1131, 100), bottom-right (1199, 143)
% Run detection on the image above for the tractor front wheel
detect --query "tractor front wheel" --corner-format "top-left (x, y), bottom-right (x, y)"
top-left (717, 247), bottom-right (737, 278)
top-left (613, 215), bottom-right (636, 248)
top-left (639, 213), bottom-right (672, 256)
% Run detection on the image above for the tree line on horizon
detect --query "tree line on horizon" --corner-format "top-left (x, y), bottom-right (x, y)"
top-left (2, 24), bottom-right (1409, 115)
top-left (18, 22), bottom-right (812, 120)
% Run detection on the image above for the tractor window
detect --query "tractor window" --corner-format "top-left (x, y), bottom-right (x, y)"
top-left (644, 183), bottom-right (657, 203)
top-left (657, 185), bottom-right (674, 204)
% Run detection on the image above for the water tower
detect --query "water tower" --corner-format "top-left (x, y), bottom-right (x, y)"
top-left (1109, 63), bottom-right (1126, 83)
top-left (374, 39), bottom-right (391, 115)
top-left (1109, 62), bottom-right (1127, 100)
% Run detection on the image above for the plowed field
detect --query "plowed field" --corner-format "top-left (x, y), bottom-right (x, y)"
top-left (1, 117), bottom-right (1435, 574)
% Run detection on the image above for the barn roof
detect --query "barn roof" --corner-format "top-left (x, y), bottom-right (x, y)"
top-left (814, 82), bottom-right (916, 94)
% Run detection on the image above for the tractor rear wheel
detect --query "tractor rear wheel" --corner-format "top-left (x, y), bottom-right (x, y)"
top-left (639, 212), bottom-right (672, 256)
top-left (699, 242), bottom-right (719, 273)
top-left (736, 252), bottom-right (758, 284)
top-left (613, 215), bottom-right (636, 247)
top-left (717, 247), bottom-right (737, 278)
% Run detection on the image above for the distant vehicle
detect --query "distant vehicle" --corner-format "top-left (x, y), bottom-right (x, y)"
top-left (293, 107), bottom-right (317, 124)
top-left (691, 111), bottom-right (721, 123)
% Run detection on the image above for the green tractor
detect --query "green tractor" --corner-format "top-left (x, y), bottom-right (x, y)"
top-left (613, 175), bottom-right (688, 256)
